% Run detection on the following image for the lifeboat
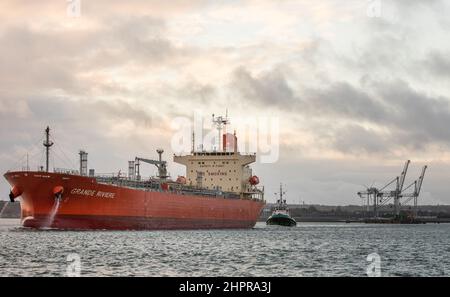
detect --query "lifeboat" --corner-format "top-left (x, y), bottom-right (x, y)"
top-left (249, 175), bottom-right (260, 186)
top-left (176, 176), bottom-right (187, 184)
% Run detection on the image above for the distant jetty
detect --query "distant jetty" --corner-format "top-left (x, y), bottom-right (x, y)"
top-left (260, 203), bottom-right (450, 224)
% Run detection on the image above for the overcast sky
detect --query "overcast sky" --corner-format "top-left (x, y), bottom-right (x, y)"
top-left (1, 0), bottom-right (450, 205)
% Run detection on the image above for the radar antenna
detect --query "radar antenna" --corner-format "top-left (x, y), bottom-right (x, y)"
top-left (212, 110), bottom-right (229, 152)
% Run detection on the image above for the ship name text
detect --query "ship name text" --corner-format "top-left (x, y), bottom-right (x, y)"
top-left (70, 188), bottom-right (115, 199)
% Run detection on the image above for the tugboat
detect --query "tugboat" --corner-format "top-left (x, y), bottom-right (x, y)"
top-left (266, 184), bottom-right (296, 227)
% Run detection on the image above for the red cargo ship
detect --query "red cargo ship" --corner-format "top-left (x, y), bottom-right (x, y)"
top-left (4, 116), bottom-right (265, 230)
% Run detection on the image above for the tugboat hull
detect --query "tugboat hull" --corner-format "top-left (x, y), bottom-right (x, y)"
top-left (266, 214), bottom-right (296, 227)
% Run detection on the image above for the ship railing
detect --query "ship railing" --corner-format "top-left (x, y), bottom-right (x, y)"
top-left (173, 185), bottom-right (241, 199)
top-left (54, 168), bottom-right (80, 175)
top-left (94, 176), bottom-right (253, 200)
top-left (174, 151), bottom-right (257, 157)
top-left (95, 173), bottom-right (123, 178)
top-left (95, 176), bottom-right (160, 188)
top-left (242, 186), bottom-right (265, 201)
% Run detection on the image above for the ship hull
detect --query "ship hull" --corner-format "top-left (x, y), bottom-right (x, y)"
top-left (22, 215), bottom-right (258, 230)
top-left (4, 171), bottom-right (265, 230)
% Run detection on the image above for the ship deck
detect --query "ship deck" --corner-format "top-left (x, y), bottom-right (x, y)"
top-left (95, 176), bottom-right (264, 201)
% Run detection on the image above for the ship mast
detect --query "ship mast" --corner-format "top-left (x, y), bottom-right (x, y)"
top-left (43, 126), bottom-right (54, 172)
top-left (212, 110), bottom-right (229, 152)
top-left (275, 183), bottom-right (286, 208)
top-left (279, 183), bottom-right (283, 203)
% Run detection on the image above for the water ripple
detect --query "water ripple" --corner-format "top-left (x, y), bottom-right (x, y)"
top-left (0, 219), bottom-right (449, 276)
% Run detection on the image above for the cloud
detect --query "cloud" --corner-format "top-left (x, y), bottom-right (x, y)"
top-left (375, 80), bottom-right (450, 146)
top-left (328, 124), bottom-right (388, 155)
top-left (425, 51), bottom-right (450, 78)
top-left (231, 67), bottom-right (296, 107)
top-left (1, 1), bottom-right (450, 205)
top-left (303, 82), bottom-right (387, 123)
top-left (231, 63), bottom-right (450, 157)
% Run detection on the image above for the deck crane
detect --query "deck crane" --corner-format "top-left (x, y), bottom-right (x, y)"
top-left (135, 149), bottom-right (168, 180)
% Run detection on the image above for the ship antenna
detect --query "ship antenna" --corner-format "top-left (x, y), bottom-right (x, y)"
top-left (280, 183), bottom-right (283, 202)
top-left (191, 131), bottom-right (195, 154)
top-left (279, 183), bottom-right (286, 205)
top-left (43, 126), bottom-right (54, 172)
top-left (212, 111), bottom-right (230, 152)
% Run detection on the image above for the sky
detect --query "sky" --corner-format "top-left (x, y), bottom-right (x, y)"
top-left (1, 0), bottom-right (450, 205)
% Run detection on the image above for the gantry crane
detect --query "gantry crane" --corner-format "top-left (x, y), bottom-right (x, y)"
top-left (397, 165), bottom-right (427, 217)
top-left (358, 160), bottom-right (427, 219)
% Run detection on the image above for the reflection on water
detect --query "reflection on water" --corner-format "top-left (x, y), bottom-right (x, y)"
top-left (0, 219), bottom-right (449, 276)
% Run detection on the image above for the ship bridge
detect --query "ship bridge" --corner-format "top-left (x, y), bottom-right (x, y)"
top-left (174, 112), bottom-right (262, 198)
top-left (173, 152), bottom-right (256, 194)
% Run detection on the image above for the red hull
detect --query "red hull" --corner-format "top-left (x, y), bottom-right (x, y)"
top-left (4, 171), bottom-right (265, 230)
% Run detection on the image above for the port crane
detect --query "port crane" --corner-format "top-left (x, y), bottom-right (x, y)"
top-left (357, 160), bottom-right (427, 219)
top-left (397, 165), bottom-right (427, 217)
top-left (377, 160), bottom-right (410, 216)
top-left (357, 186), bottom-right (380, 217)
top-left (135, 149), bottom-right (168, 180)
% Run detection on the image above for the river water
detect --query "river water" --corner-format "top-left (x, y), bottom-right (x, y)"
top-left (0, 219), bottom-right (449, 276)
